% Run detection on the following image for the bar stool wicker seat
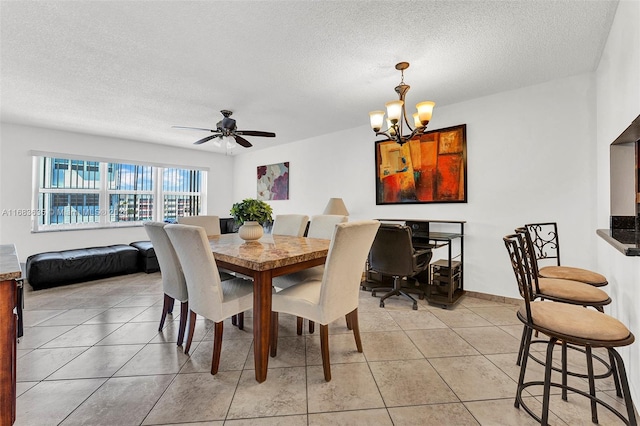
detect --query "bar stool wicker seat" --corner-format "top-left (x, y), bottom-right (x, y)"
top-left (524, 222), bottom-right (608, 287)
top-left (504, 233), bottom-right (636, 425)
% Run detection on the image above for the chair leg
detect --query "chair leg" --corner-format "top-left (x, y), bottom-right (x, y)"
top-left (515, 326), bottom-right (533, 409)
top-left (320, 324), bottom-right (331, 381)
top-left (607, 350), bottom-right (623, 397)
top-left (184, 310), bottom-right (197, 355)
top-left (609, 348), bottom-right (638, 425)
top-left (231, 314), bottom-right (237, 326)
top-left (345, 314), bottom-right (352, 330)
top-left (541, 337), bottom-right (557, 426)
top-left (586, 346), bottom-right (599, 424)
top-left (159, 294), bottom-right (174, 331)
top-left (296, 316), bottom-right (303, 335)
top-left (309, 320), bottom-right (315, 334)
top-left (211, 321), bottom-right (224, 375)
top-left (379, 276), bottom-right (418, 310)
top-left (561, 341), bottom-right (568, 401)
top-left (270, 312), bottom-right (279, 357)
top-left (176, 301), bottom-right (188, 346)
top-left (238, 312), bottom-right (244, 330)
top-left (516, 325), bottom-right (527, 366)
top-left (348, 309), bottom-right (363, 352)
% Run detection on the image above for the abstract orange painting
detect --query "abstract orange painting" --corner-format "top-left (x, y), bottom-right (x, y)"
top-left (375, 124), bottom-right (467, 204)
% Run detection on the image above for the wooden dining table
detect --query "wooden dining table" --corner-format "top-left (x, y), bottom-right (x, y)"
top-left (208, 233), bottom-right (330, 382)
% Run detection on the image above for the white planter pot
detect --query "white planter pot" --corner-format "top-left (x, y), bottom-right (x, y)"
top-left (238, 221), bottom-right (264, 241)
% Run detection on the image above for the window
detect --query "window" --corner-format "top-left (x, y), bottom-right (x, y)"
top-left (33, 155), bottom-right (206, 231)
top-left (38, 158), bottom-right (101, 226)
top-left (162, 168), bottom-right (202, 222)
top-left (108, 163), bottom-right (154, 222)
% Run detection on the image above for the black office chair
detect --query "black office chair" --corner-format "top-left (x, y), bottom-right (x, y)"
top-left (369, 224), bottom-right (432, 310)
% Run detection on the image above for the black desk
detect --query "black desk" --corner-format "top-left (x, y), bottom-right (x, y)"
top-left (376, 219), bottom-right (465, 307)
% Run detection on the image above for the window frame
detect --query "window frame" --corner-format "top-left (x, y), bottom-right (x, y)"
top-left (31, 153), bottom-right (207, 232)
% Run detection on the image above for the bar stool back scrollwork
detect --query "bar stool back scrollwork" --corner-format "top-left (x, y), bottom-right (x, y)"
top-left (524, 222), bottom-right (608, 287)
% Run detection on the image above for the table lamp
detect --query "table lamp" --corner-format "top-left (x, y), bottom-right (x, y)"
top-left (323, 198), bottom-right (349, 216)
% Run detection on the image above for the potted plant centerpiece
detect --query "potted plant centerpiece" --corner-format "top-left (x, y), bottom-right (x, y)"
top-left (230, 198), bottom-right (273, 241)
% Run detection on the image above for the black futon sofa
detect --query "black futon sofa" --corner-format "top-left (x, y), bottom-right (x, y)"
top-left (25, 245), bottom-right (139, 290)
top-left (25, 217), bottom-right (238, 290)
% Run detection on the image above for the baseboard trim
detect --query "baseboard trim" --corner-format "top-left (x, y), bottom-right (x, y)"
top-left (464, 290), bottom-right (522, 306)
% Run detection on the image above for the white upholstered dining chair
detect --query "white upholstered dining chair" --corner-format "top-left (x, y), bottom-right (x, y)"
top-left (270, 220), bottom-right (380, 381)
top-left (271, 214), bottom-right (309, 237)
top-left (272, 214), bottom-right (348, 333)
top-left (178, 214), bottom-right (237, 280)
top-left (144, 222), bottom-right (189, 346)
top-left (273, 215), bottom-right (348, 291)
top-left (177, 215), bottom-right (221, 237)
top-left (306, 214), bottom-right (348, 239)
top-left (165, 224), bottom-right (254, 374)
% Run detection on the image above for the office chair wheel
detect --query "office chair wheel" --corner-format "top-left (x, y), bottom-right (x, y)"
top-left (372, 291), bottom-right (377, 297)
top-left (380, 301), bottom-right (385, 308)
top-left (412, 301), bottom-right (418, 310)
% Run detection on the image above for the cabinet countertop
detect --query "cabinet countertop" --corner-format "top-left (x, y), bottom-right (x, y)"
top-left (596, 229), bottom-right (640, 256)
top-left (0, 244), bottom-right (22, 281)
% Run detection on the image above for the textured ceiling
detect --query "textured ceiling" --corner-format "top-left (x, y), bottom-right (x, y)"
top-left (0, 1), bottom-right (618, 155)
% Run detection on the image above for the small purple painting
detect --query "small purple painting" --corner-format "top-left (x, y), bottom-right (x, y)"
top-left (257, 162), bottom-right (289, 200)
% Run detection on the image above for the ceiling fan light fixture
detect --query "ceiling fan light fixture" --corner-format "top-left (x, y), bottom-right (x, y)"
top-left (173, 110), bottom-right (276, 149)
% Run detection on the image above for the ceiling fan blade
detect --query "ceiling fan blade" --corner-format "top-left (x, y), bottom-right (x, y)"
top-left (173, 125), bottom-right (215, 132)
top-left (236, 130), bottom-right (276, 137)
top-left (194, 134), bottom-right (221, 145)
top-left (234, 135), bottom-right (253, 148)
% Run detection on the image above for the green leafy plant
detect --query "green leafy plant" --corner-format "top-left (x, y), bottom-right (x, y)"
top-left (230, 198), bottom-right (273, 225)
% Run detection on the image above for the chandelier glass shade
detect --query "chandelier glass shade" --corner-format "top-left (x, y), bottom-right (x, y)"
top-left (369, 62), bottom-right (435, 146)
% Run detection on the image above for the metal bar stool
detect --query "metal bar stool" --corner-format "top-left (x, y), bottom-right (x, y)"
top-left (514, 227), bottom-right (622, 397)
top-left (504, 233), bottom-right (636, 425)
top-left (524, 222), bottom-right (608, 287)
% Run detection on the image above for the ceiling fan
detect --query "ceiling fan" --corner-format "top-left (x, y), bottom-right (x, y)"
top-left (172, 109), bottom-right (276, 148)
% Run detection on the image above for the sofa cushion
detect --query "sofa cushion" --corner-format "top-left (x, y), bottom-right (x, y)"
top-left (26, 245), bottom-right (139, 290)
top-left (130, 241), bottom-right (160, 273)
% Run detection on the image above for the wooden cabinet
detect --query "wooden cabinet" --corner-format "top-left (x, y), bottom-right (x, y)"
top-left (1, 244), bottom-right (21, 426)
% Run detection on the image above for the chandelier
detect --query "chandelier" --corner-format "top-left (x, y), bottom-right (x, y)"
top-left (368, 62), bottom-right (435, 146)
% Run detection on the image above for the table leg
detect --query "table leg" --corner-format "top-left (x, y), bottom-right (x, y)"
top-left (253, 270), bottom-right (272, 382)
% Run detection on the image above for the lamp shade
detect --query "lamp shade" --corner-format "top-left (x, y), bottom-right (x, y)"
top-left (416, 101), bottom-right (435, 125)
top-left (386, 119), bottom-right (396, 136)
top-left (369, 111), bottom-right (385, 132)
top-left (385, 100), bottom-right (404, 124)
top-left (412, 112), bottom-right (421, 128)
top-left (323, 198), bottom-right (349, 216)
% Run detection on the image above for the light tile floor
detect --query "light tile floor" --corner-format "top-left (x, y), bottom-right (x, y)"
top-left (15, 272), bottom-right (636, 425)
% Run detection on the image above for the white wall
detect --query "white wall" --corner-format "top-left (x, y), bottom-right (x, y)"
top-left (595, 0), bottom-right (640, 405)
top-left (0, 123), bottom-right (234, 261)
top-left (233, 73), bottom-right (597, 300)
